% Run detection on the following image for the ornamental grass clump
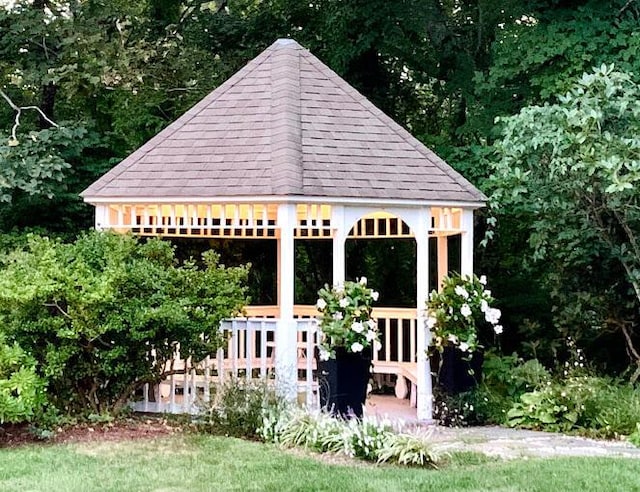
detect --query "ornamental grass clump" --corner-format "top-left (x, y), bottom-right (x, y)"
top-left (261, 407), bottom-right (440, 468)
top-left (427, 273), bottom-right (502, 354)
top-left (316, 277), bottom-right (381, 360)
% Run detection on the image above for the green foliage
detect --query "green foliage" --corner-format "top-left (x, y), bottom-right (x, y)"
top-left (196, 379), bottom-right (280, 439)
top-left (435, 352), bottom-right (552, 427)
top-left (488, 65), bottom-right (640, 374)
top-left (376, 433), bottom-right (440, 467)
top-left (473, 1), bottom-right (640, 133)
top-left (0, 333), bottom-right (45, 424)
top-left (262, 407), bottom-right (439, 468)
top-left (628, 423), bottom-right (640, 448)
top-left (506, 376), bottom-right (640, 437)
top-left (0, 122), bottom-right (95, 203)
top-left (0, 230), bottom-right (248, 415)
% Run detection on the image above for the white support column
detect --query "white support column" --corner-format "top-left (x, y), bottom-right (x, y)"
top-left (275, 203), bottom-right (298, 401)
top-left (331, 205), bottom-right (346, 286)
top-left (94, 204), bottom-right (109, 231)
top-left (460, 209), bottom-right (474, 277)
top-left (416, 207), bottom-right (433, 422)
top-left (437, 235), bottom-right (448, 290)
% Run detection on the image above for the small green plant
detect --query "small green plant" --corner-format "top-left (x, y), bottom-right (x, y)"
top-left (377, 433), bottom-right (440, 467)
top-left (197, 379), bottom-right (280, 439)
top-left (628, 423), bottom-right (640, 448)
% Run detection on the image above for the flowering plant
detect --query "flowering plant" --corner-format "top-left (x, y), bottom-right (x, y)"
top-left (426, 273), bottom-right (502, 354)
top-left (316, 277), bottom-right (381, 361)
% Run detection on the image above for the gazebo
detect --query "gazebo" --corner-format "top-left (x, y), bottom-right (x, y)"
top-left (81, 39), bottom-right (486, 421)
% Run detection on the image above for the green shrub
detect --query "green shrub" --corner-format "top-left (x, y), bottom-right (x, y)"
top-left (0, 231), bottom-right (248, 416)
top-left (434, 353), bottom-right (551, 427)
top-left (507, 376), bottom-right (640, 437)
top-left (196, 379), bottom-right (280, 439)
top-left (0, 333), bottom-right (45, 424)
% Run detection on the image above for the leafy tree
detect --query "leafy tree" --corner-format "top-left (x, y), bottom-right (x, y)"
top-left (0, 231), bottom-right (248, 415)
top-left (488, 65), bottom-right (640, 376)
top-left (0, 0), bottom-right (219, 231)
top-left (468, 0), bottom-right (640, 143)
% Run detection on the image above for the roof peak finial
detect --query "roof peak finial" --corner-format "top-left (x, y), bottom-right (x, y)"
top-left (274, 38), bottom-right (297, 46)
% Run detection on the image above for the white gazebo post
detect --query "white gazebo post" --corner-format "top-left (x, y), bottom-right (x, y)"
top-left (275, 202), bottom-right (298, 401)
top-left (331, 205), bottom-right (346, 285)
top-left (415, 207), bottom-right (433, 422)
top-left (460, 209), bottom-right (474, 277)
top-left (94, 204), bottom-right (108, 231)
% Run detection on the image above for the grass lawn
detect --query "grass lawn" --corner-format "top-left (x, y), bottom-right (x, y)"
top-left (1, 434), bottom-right (639, 492)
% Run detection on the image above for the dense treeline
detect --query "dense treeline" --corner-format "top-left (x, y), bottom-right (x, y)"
top-left (1, 0), bottom-right (639, 377)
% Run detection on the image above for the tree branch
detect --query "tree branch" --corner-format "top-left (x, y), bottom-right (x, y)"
top-left (618, 0), bottom-right (637, 17)
top-left (43, 300), bottom-right (71, 319)
top-left (0, 88), bottom-right (59, 143)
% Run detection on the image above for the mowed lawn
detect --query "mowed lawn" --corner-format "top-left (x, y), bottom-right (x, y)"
top-left (1, 434), bottom-right (639, 492)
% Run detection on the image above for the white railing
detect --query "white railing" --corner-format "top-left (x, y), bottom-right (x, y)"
top-left (132, 305), bottom-right (418, 414)
top-left (132, 317), bottom-right (319, 414)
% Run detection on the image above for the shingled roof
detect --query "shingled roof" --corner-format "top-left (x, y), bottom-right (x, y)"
top-left (82, 39), bottom-right (485, 204)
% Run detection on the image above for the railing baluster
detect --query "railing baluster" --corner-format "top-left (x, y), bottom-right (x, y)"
top-left (260, 321), bottom-right (268, 378)
top-left (231, 320), bottom-right (238, 378)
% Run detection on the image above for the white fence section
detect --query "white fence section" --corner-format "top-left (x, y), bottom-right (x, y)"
top-left (132, 317), bottom-right (319, 414)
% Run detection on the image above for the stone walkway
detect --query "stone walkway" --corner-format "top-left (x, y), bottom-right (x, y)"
top-left (421, 425), bottom-right (640, 460)
top-left (365, 395), bottom-right (640, 459)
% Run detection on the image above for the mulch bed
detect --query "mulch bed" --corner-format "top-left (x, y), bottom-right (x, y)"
top-left (0, 415), bottom-right (180, 448)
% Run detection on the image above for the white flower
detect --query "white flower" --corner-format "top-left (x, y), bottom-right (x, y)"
top-left (479, 275), bottom-right (487, 285)
top-left (316, 298), bottom-right (327, 310)
top-left (494, 324), bottom-right (503, 335)
top-left (319, 349), bottom-right (330, 361)
top-left (371, 290), bottom-right (379, 301)
top-left (374, 340), bottom-right (382, 351)
top-left (447, 334), bottom-right (459, 344)
top-left (359, 276), bottom-right (367, 285)
top-left (332, 312), bottom-right (343, 320)
top-left (366, 319), bottom-right (376, 329)
top-left (339, 298), bottom-right (349, 308)
top-left (454, 286), bottom-right (469, 299)
top-left (460, 303), bottom-right (472, 317)
top-left (426, 317), bottom-right (437, 329)
top-left (365, 330), bottom-right (377, 341)
top-left (485, 307), bottom-right (501, 324)
top-left (480, 299), bottom-right (489, 313)
top-left (459, 342), bottom-right (470, 352)
top-left (351, 342), bottom-right (364, 353)
top-left (484, 290), bottom-right (492, 298)
top-left (335, 283), bottom-right (344, 293)
top-left (351, 321), bottom-right (364, 333)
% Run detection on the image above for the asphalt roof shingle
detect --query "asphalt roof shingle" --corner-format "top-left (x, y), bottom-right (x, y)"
top-left (82, 38), bottom-right (486, 203)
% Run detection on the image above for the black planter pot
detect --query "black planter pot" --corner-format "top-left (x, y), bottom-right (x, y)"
top-left (438, 346), bottom-right (483, 394)
top-left (316, 346), bottom-right (372, 418)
